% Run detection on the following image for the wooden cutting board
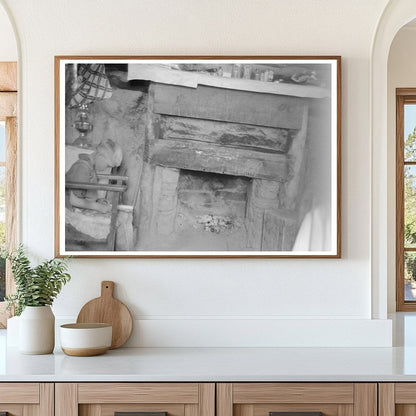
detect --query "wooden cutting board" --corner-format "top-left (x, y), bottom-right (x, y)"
top-left (76, 281), bottom-right (133, 349)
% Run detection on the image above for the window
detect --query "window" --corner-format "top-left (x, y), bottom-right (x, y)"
top-left (0, 122), bottom-right (6, 300)
top-left (396, 89), bottom-right (416, 310)
top-left (0, 62), bottom-right (17, 326)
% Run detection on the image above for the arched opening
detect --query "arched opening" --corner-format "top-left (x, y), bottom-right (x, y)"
top-left (388, 21), bottom-right (416, 313)
top-left (371, 1), bottom-right (416, 321)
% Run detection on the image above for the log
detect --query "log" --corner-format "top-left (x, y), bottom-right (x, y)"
top-left (149, 139), bottom-right (288, 181)
top-left (152, 83), bottom-right (305, 130)
top-left (160, 116), bottom-right (290, 153)
top-left (66, 182), bottom-right (127, 192)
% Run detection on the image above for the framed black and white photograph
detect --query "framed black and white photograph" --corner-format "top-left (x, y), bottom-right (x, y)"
top-left (55, 56), bottom-right (341, 258)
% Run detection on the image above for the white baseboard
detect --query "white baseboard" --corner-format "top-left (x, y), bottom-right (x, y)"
top-left (54, 316), bottom-right (392, 348)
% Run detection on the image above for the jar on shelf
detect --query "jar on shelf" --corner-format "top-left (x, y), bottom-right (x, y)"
top-left (232, 64), bottom-right (241, 78)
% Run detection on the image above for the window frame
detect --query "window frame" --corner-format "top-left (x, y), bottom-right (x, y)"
top-left (0, 62), bottom-right (17, 327)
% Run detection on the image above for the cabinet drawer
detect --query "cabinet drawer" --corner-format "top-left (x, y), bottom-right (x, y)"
top-left (56, 383), bottom-right (215, 416)
top-left (0, 383), bottom-right (39, 403)
top-left (0, 383), bottom-right (53, 415)
top-left (78, 383), bottom-right (200, 404)
top-left (217, 383), bottom-right (376, 416)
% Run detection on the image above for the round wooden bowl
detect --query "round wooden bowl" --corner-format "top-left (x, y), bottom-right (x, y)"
top-left (60, 323), bottom-right (112, 357)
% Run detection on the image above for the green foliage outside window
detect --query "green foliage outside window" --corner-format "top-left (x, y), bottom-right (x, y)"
top-left (405, 126), bottom-right (416, 281)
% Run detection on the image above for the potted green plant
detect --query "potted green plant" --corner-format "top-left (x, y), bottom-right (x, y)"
top-left (3, 245), bottom-right (71, 354)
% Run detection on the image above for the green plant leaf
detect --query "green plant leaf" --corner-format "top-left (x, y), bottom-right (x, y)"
top-left (4, 245), bottom-right (71, 315)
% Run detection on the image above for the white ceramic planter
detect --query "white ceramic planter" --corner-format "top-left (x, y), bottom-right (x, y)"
top-left (19, 306), bottom-right (55, 354)
top-left (6, 315), bottom-right (20, 347)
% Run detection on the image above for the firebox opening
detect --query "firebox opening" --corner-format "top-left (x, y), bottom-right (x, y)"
top-left (173, 170), bottom-right (251, 251)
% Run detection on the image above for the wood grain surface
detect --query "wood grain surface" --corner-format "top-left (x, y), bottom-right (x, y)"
top-left (0, 62), bottom-right (17, 92)
top-left (39, 383), bottom-right (54, 416)
top-left (395, 383), bottom-right (416, 403)
top-left (77, 281), bottom-right (133, 349)
top-left (354, 383), bottom-right (377, 416)
top-left (149, 139), bottom-right (288, 181)
top-left (78, 383), bottom-right (199, 404)
top-left (160, 116), bottom-right (290, 153)
top-left (0, 92), bottom-right (16, 121)
top-left (217, 384), bottom-right (233, 416)
top-left (379, 383), bottom-right (395, 416)
top-left (0, 383), bottom-right (39, 403)
top-left (232, 383), bottom-right (354, 404)
top-left (199, 384), bottom-right (215, 416)
top-left (152, 83), bottom-right (305, 130)
top-left (55, 383), bottom-right (78, 416)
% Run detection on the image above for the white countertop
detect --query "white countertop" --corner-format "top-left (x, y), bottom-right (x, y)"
top-left (2, 345), bottom-right (416, 382)
top-left (3, 313), bottom-right (416, 382)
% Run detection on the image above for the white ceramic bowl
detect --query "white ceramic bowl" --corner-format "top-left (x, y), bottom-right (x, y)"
top-left (60, 323), bottom-right (112, 356)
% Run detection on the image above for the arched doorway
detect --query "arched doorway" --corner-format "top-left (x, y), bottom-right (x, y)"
top-left (371, 1), bottom-right (416, 318)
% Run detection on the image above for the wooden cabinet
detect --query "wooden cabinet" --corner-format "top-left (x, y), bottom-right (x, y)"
top-left (378, 383), bottom-right (416, 416)
top-left (0, 383), bottom-right (53, 416)
top-left (55, 383), bottom-right (215, 416)
top-left (2, 381), bottom-right (414, 416)
top-left (217, 383), bottom-right (377, 416)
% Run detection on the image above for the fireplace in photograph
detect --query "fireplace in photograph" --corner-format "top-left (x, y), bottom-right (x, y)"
top-left (134, 79), bottom-right (321, 252)
top-left (175, 170), bottom-right (250, 250)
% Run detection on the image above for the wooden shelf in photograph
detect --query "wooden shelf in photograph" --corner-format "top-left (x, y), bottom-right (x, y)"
top-left (127, 65), bottom-right (330, 99)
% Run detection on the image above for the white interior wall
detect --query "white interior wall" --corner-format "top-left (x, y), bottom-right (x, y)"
top-left (0, 3), bottom-right (16, 61)
top-left (387, 26), bottom-right (416, 313)
top-left (0, 0), bottom-right (393, 347)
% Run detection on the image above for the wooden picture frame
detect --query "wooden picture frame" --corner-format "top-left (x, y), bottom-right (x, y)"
top-left (55, 56), bottom-right (341, 258)
top-left (0, 61), bottom-right (17, 326)
top-left (396, 88), bottom-right (416, 310)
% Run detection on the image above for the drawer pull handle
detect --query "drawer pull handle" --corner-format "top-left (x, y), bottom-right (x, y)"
top-left (115, 412), bottom-right (168, 416)
top-left (270, 413), bottom-right (323, 416)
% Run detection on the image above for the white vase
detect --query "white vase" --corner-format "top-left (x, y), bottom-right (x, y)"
top-left (6, 315), bottom-right (20, 347)
top-left (19, 306), bottom-right (55, 354)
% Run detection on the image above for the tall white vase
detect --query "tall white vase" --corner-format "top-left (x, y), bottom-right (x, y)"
top-left (19, 306), bottom-right (55, 354)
